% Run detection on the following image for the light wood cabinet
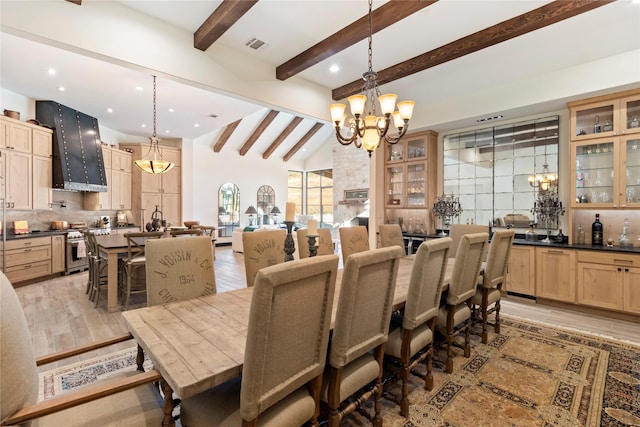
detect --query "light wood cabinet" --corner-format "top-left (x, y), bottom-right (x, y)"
top-left (2, 149), bottom-right (32, 210)
top-left (123, 144), bottom-right (182, 227)
top-left (51, 235), bottom-right (65, 274)
top-left (83, 146), bottom-right (130, 210)
top-left (32, 154), bottom-right (52, 210)
top-left (535, 247), bottom-right (576, 303)
top-left (571, 135), bottom-right (640, 209)
top-left (577, 250), bottom-right (640, 314)
top-left (569, 89), bottom-right (640, 142)
top-left (1, 236), bottom-right (52, 284)
top-left (505, 245), bottom-right (535, 296)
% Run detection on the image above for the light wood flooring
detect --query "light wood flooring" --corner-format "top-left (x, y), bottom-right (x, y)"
top-left (13, 246), bottom-right (640, 372)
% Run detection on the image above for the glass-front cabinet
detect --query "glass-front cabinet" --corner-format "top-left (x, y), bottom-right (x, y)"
top-left (569, 91), bottom-right (640, 142)
top-left (571, 136), bottom-right (640, 208)
top-left (383, 130), bottom-right (437, 209)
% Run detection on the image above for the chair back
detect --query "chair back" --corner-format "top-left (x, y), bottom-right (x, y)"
top-left (145, 236), bottom-right (216, 306)
top-left (446, 232), bottom-right (488, 305)
top-left (402, 238), bottom-right (451, 330)
top-left (240, 255), bottom-right (339, 422)
top-left (297, 227), bottom-right (334, 258)
top-left (82, 229), bottom-right (98, 257)
top-left (169, 229), bottom-right (203, 237)
top-left (0, 272), bottom-right (38, 421)
top-left (330, 246), bottom-right (403, 368)
top-left (379, 223), bottom-right (405, 255)
top-left (242, 229), bottom-right (286, 287)
top-left (123, 231), bottom-right (164, 262)
top-left (448, 224), bottom-right (489, 258)
top-left (338, 226), bottom-right (370, 263)
top-left (482, 229), bottom-right (515, 289)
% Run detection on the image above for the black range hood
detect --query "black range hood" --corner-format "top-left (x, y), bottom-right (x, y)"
top-left (36, 101), bottom-right (107, 192)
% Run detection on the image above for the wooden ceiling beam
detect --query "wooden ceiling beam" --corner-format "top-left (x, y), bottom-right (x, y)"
top-left (283, 123), bottom-right (324, 162)
top-left (239, 110), bottom-right (279, 156)
top-left (194, 0), bottom-right (259, 51)
top-left (262, 117), bottom-right (304, 159)
top-left (213, 119), bottom-right (241, 153)
top-left (276, 0), bottom-right (436, 81)
top-left (333, 0), bottom-right (614, 100)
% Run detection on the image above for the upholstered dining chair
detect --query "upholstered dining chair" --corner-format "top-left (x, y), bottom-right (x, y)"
top-left (169, 229), bottom-right (203, 237)
top-left (436, 232), bottom-right (488, 373)
top-left (82, 230), bottom-right (108, 308)
top-left (379, 223), bottom-right (406, 255)
top-left (242, 229), bottom-right (287, 287)
top-left (0, 272), bottom-right (165, 426)
top-left (321, 246), bottom-right (403, 427)
top-left (447, 224), bottom-right (489, 258)
top-left (119, 231), bottom-right (164, 310)
top-left (338, 225), bottom-right (370, 263)
top-left (180, 254), bottom-right (339, 427)
top-left (471, 229), bottom-right (515, 343)
top-left (383, 238), bottom-right (451, 417)
top-left (145, 235), bottom-right (216, 306)
top-left (297, 227), bottom-right (334, 258)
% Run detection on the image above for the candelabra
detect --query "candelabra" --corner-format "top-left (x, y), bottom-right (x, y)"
top-left (284, 221), bottom-right (296, 262)
top-left (531, 190), bottom-right (565, 243)
top-left (306, 234), bottom-right (319, 257)
top-left (432, 193), bottom-right (463, 236)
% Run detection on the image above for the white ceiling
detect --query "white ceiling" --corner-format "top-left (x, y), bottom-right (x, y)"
top-left (1, 0), bottom-right (639, 161)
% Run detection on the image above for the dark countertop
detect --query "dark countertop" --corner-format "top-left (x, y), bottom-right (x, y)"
top-left (400, 231), bottom-right (640, 254)
top-left (2, 230), bottom-right (69, 241)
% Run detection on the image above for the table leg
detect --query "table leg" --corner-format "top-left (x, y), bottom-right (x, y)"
top-left (161, 379), bottom-right (176, 427)
top-left (107, 252), bottom-right (119, 312)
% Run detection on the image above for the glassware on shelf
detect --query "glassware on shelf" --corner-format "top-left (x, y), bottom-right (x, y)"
top-left (619, 218), bottom-right (632, 247)
top-left (606, 225), bottom-right (615, 247)
top-left (525, 224), bottom-right (538, 242)
top-left (631, 115), bottom-right (639, 129)
top-left (577, 224), bottom-right (585, 244)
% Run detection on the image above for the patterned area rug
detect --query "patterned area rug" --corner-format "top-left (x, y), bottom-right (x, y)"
top-left (38, 317), bottom-right (640, 426)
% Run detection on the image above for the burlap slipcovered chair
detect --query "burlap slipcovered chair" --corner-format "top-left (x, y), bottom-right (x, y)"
top-left (0, 272), bottom-right (164, 426)
top-left (321, 246), bottom-right (403, 427)
top-left (379, 223), bottom-right (406, 255)
top-left (338, 225), bottom-right (370, 262)
top-left (384, 238), bottom-right (451, 417)
top-left (436, 232), bottom-right (488, 373)
top-left (180, 255), bottom-right (339, 427)
top-left (145, 235), bottom-right (216, 306)
top-left (297, 227), bottom-right (334, 258)
top-left (120, 231), bottom-right (164, 310)
top-left (242, 229), bottom-right (286, 287)
top-left (447, 224), bottom-right (489, 258)
top-left (471, 229), bottom-right (515, 343)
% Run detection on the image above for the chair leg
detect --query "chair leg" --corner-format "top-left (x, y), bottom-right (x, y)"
top-left (481, 303), bottom-right (489, 344)
top-left (424, 345), bottom-right (434, 391)
top-left (373, 379), bottom-right (383, 427)
top-left (494, 300), bottom-right (501, 334)
top-left (400, 362), bottom-right (409, 417)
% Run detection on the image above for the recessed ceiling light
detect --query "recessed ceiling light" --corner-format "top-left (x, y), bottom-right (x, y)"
top-left (135, 86), bottom-right (143, 91)
top-left (194, 123), bottom-right (200, 128)
top-left (58, 86), bottom-right (65, 91)
top-left (107, 108), bottom-right (113, 113)
top-left (47, 68), bottom-right (56, 75)
top-left (165, 130), bottom-right (170, 134)
top-left (141, 124), bottom-right (146, 128)
top-left (329, 64), bottom-right (340, 73)
top-left (168, 108), bottom-right (174, 113)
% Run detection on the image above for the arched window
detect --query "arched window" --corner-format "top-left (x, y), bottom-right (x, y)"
top-left (218, 183), bottom-right (240, 236)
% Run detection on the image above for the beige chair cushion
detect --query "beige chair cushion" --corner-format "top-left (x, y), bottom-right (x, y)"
top-left (379, 223), bottom-right (406, 255)
top-left (145, 236), bottom-right (216, 306)
top-left (181, 255), bottom-right (339, 426)
top-left (447, 224), bottom-right (489, 258)
top-left (242, 229), bottom-right (286, 287)
top-left (338, 226), bottom-right (370, 263)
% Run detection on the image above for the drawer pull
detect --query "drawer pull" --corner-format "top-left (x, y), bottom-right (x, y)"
top-left (613, 258), bottom-right (633, 264)
top-left (25, 264), bottom-right (32, 269)
top-left (548, 250), bottom-right (564, 254)
top-left (24, 242), bottom-right (32, 246)
top-left (24, 248), bottom-right (32, 252)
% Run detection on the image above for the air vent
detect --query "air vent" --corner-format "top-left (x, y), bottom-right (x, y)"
top-left (244, 36), bottom-right (268, 51)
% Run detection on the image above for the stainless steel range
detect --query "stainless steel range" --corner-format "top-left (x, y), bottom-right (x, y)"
top-left (65, 228), bottom-right (111, 274)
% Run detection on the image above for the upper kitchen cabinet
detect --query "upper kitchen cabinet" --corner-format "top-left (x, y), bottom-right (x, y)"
top-left (571, 132), bottom-right (640, 209)
top-left (383, 130), bottom-right (437, 209)
top-left (569, 88), bottom-right (640, 142)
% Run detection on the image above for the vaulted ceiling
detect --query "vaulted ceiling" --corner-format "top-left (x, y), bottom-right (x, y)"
top-left (1, 0), bottom-right (638, 162)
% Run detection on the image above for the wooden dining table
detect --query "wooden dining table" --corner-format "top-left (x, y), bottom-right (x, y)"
top-left (122, 255), bottom-right (458, 426)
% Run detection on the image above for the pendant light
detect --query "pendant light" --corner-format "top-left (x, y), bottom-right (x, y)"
top-left (134, 75), bottom-right (175, 174)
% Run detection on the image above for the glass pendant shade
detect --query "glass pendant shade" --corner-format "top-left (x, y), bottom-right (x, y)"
top-left (378, 94), bottom-right (397, 115)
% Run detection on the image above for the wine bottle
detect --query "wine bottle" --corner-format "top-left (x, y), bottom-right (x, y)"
top-left (592, 213), bottom-right (603, 246)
